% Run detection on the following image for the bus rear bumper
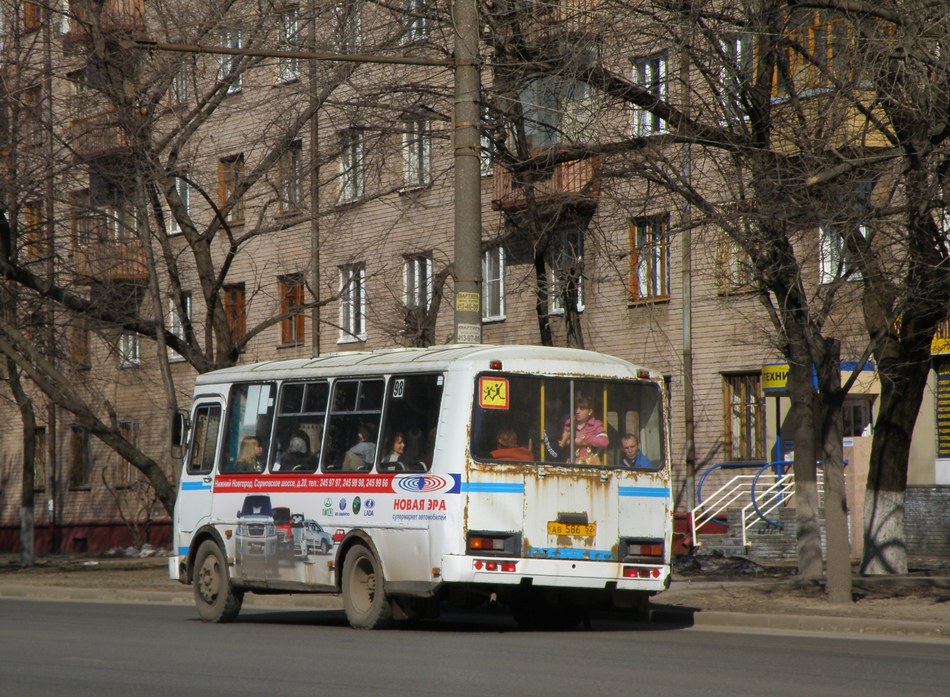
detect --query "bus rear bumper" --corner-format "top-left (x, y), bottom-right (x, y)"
top-left (440, 555), bottom-right (669, 592)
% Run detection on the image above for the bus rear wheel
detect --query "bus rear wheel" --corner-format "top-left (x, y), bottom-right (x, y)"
top-left (342, 544), bottom-right (393, 629)
top-left (193, 540), bottom-right (244, 623)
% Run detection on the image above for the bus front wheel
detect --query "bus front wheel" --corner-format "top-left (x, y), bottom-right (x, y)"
top-left (193, 540), bottom-right (244, 623)
top-left (342, 544), bottom-right (393, 629)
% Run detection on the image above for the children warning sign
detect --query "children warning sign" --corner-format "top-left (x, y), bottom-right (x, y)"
top-left (478, 376), bottom-right (509, 409)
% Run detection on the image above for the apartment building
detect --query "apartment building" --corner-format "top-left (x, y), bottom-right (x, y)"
top-left (0, 1), bottom-right (947, 559)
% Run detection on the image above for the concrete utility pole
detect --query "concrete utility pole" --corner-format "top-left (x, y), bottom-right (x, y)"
top-left (451, 0), bottom-right (483, 344)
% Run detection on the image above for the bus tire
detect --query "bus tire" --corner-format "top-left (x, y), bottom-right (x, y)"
top-left (342, 544), bottom-right (393, 629)
top-left (193, 540), bottom-right (244, 623)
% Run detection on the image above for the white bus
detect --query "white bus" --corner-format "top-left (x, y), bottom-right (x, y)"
top-left (170, 344), bottom-right (673, 629)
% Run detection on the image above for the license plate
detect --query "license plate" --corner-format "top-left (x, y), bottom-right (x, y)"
top-left (547, 521), bottom-right (596, 537)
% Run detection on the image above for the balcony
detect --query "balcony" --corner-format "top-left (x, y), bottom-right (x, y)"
top-left (68, 112), bottom-right (130, 161)
top-left (64, 0), bottom-right (146, 50)
top-left (524, 0), bottom-right (600, 42)
top-left (492, 156), bottom-right (602, 211)
top-left (72, 239), bottom-right (148, 283)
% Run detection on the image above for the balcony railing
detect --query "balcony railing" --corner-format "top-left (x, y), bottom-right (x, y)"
top-left (64, 0), bottom-right (146, 49)
top-left (68, 112), bottom-right (130, 161)
top-left (492, 156), bottom-right (602, 211)
top-left (72, 239), bottom-right (148, 283)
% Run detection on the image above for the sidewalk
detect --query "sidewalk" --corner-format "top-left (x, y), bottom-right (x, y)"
top-left (1, 554), bottom-right (947, 638)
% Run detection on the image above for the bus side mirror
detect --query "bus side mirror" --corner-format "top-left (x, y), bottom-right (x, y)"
top-left (171, 411), bottom-right (189, 448)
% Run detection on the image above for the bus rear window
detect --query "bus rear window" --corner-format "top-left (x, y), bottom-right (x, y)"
top-left (470, 375), bottom-right (663, 469)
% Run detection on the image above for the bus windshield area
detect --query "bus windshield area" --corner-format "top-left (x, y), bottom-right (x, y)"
top-left (470, 374), bottom-right (664, 469)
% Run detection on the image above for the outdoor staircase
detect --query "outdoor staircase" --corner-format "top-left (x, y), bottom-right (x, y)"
top-left (689, 465), bottom-right (825, 562)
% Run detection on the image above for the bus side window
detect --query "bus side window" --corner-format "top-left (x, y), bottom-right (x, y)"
top-left (219, 383), bottom-right (276, 474)
top-left (377, 374), bottom-right (443, 472)
top-left (188, 404), bottom-right (221, 476)
top-left (323, 379), bottom-right (383, 472)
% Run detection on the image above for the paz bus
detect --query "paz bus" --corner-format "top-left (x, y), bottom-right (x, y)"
top-left (169, 344), bottom-right (673, 629)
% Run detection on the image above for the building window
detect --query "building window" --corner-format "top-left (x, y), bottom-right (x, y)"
top-left (403, 254), bottom-right (432, 311)
top-left (220, 28), bottom-right (243, 93)
top-left (168, 172), bottom-right (190, 234)
top-left (402, 119), bottom-right (431, 189)
top-left (520, 75), bottom-right (560, 150)
top-left (279, 141), bottom-right (302, 213)
top-left (34, 426), bottom-right (47, 492)
top-left (339, 129), bottom-right (363, 204)
top-left (168, 70), bottom-right (187, 106)
top-left (24, 2), bottom-right (43, 32)
top-left (279, 274), bottom-right (305, 345)
top-left (278, 8), bottom-right (302, 83)
top-left (23, 201), bottom-right (45, 260)
top-left (819, 224), bottom-right (866, 284)
top-left (482, 246), bottom-right (506, 321)
top-left (223, 283), bottom-right (247, 344)
top-left (629, 215), bottom-right (669, 303)
top-left (721, 33), bottom-right (754, 122)
top-left (119, 332), bottom-right (141, 367)
top-left (628, 216), bottom-right (670, 303)
top-left (549, 229), bottom-right (585, 315)
top-left (168, 292), bottom-right (191, 362)
top-left (402, 0), bottom-right (427, 43)
top-left (218, 154), bottom-right (245, 224)
top-left (68, 426), bottom-right (92, 489)
top-left (723, 373), bottom-right (765, 461)
top-left (70, 318), bottom-right (91, 369)
top-left (480, 107), bottom-right (495, 176)
top-left (843, 396), bottom-right (874, 437)
top-left (719, 231), bottom-right (755, 293)
top-left (631, 52), bottom-right (668, 136)
top-left (339, 263), bottom-right (366, 342)
top-left (335, 1), bottom-right (362, 50)
top-left (116, 419), bottom-right (136, 487)
top-left (23, 85), bottom-right (45, 146)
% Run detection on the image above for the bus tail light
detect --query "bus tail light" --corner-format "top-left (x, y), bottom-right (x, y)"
top-left (621, 537), bottom-right (665, 562)
top-left (467, 531), bottom-right (521, 556)
top-left (473, 559), bottom-right (518, 572)
top-left (622, 566), bottom-right (662, 579)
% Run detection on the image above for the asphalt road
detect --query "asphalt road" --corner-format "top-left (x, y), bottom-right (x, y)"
top-left (0, 598), bottom-right (946, 697)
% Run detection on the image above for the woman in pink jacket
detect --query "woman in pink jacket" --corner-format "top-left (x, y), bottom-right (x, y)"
top-left (559, 397), bottom-right (609, 464)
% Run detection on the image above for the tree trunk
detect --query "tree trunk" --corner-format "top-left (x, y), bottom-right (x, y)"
top-left (815, 339), bottom-right (852, 603)
top-left (7, 357), bottom-right (37, 567)
top-left (860, 361), bottom-right (928, 574)
top-left (787, 359), bottom-right (823, 580)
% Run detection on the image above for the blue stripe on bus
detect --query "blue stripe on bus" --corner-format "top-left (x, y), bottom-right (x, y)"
top-left (619, 486), bottom-right (670, 498)
top-left (181, 481), bottom-right (213, 491)
top-left (526, 547), bottom-right (615, 561)
top-left (178, 546), bottom-right (189, 556)
top-left (461, 482), bottom-right (525, 494)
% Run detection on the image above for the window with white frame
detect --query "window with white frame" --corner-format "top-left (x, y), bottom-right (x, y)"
top-left (549, 229), bottom-right (585, 315)
top-left (168, 70), bottom-right (187, 106)
top-left (335, 1), bottom-right (362, 50)
top-left (402, 0), bottom-right (427, 43)
top-left (168, 173), bottom-right (189, 234)
top-left (119, 331), bottom-right (141, 367)
top-left (339, 129), bottom-right (363, 203)
top-left (720, 32), bottom-right (754, 122)
top-left (339, 263), bottom-right (366, 342)
top-left (403, 254), bottom-right (432, 311)
top-left (629, 215), bottom-right (669, 302)
top-left (719, 230), bottom-right (755, 293)
top-left (168, 292), bottom-right (191, 361)
top-left (819, 224), bottom-right (867, 284)
top-left (220, 28), bottom-right (243, 94)
top-left (480, 107), bottom-right (495, 176)
top-left (520, 75), bottom-right (560, 150)
top-left (402, 119), bottom-right (431, 189)
top-left (631, 52), bottom-right (668, 136)
top-left (280, 141), bottom-right (302, 213)
top-left (278, 8), bottom-right (302, 83)
top-left (116, 419), bottom-right (136, 487)
top-left (482, 246), bottom-right (505, 321)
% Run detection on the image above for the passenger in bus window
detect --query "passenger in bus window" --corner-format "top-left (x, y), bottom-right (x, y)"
top-left (380, 432), bottom-right (406, 471)
top-left (559, 397), bottom-right (608, 464)
top-left (620, 433), bottom-right (652, 469)
top-left (277, 432), bottom-right (313, 472)
top-left (235, 436), bottom-right (264, 473)
top-left (491, 429), bottom-right (533, 462)
top-left (342, 424), bottom-right (375, 471)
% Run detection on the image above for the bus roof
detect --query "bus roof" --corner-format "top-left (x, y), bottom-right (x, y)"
top-left (194, 344), bottom-right (659, 387)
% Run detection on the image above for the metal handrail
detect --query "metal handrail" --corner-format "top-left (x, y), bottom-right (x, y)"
top-left (741, 470), bottom-right (825, 546)
top-left (690, 474), bottom-right (759, 547)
